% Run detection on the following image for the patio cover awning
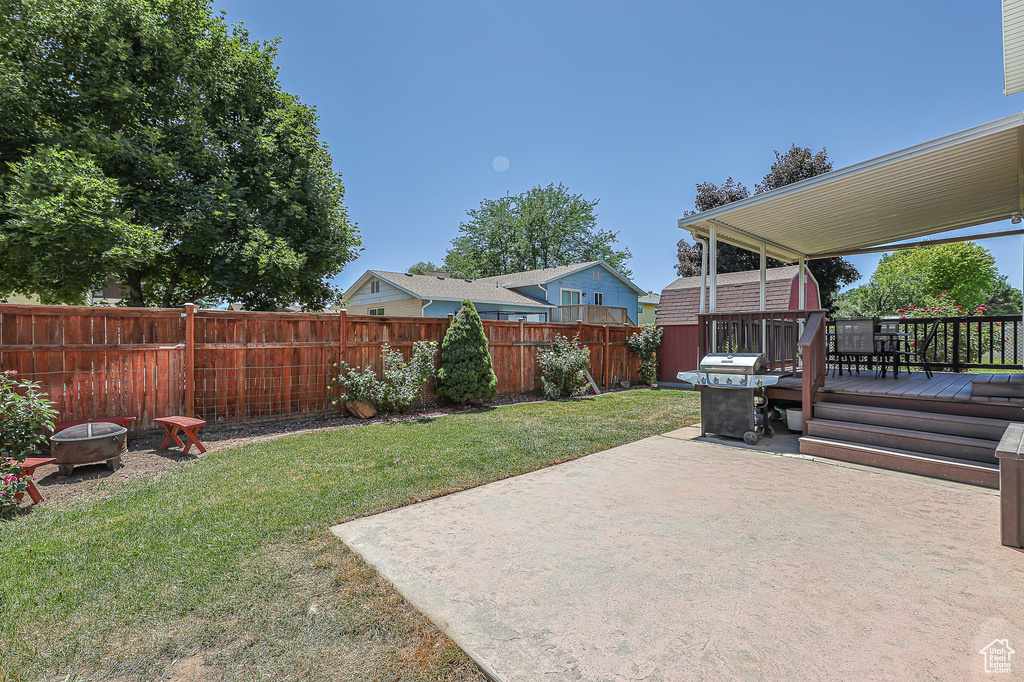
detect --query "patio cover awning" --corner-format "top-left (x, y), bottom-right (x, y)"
top-left (678, 112), bottom-right (1024, 262)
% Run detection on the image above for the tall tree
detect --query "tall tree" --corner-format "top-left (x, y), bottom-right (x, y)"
top-left (675, 146), bottom-right (859, 310)
top-left (834, 242), bottom-right (1000, 316)
top-left (443, 183), bottom-right (631, 279)
top-left (0, 0), bottom-right (361, 310)
top-left (407, 261), bottom-right (442, 275)
top-left (984, 275), bottom-right (1024, 316)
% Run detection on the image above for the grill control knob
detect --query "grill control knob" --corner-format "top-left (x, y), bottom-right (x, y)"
top-left (726, 377), bottom-right (733, 384)
top-left (738, 376), bottom-right (745, 385)
top-left (713, 376), bottom-right (719, 384)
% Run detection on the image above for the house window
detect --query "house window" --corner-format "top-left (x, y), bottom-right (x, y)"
top-left (368, 308), bottom-right (384, 316)
top-left (370, 280), bottom-right (380, 294)
top-left (593, 292), bottom-right (604, 305)
top-left (593, 269), bottom-right (602, 281)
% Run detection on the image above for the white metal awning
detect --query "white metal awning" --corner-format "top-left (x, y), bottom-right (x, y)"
top-left (678, 112), bottom-right (1024, 261)
top-left (1005, 0), bottom-right (1024, 95)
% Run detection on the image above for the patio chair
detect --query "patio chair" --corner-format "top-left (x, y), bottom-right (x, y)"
top-left (833, 317), bottom-right (878, 377)
top-left (890, 320), bottom-right (939, 379)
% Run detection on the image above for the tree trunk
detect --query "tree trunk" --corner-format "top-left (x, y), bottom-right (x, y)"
top-left (162, 263), bottom-right (186, 308)
top-left (125, 270), bottom-right (146, 307)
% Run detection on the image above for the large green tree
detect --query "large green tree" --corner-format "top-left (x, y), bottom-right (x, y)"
top-left (0, 0), bottom-right (360, 309)
top-left (443, 182), bottom-right (631, 279)
top-left (675, 145), bottom-right (859, 310)
top-left (834, 242), bottom-right (1001, 316)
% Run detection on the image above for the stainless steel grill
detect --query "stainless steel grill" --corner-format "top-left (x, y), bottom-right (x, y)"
top-left (678, 353), bottom-right (779, 444)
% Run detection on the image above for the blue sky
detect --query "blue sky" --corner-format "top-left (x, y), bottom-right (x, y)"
top-left (212, 0), bottom-right (1023, 296)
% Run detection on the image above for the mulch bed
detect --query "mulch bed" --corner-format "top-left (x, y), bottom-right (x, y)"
top-left (26, 390), bottom-right (641, 509)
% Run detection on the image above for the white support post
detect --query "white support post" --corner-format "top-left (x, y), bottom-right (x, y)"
top-left (760, 243), bottom-right (767, 354)
top-left (699, 238), bottom-right (707, 315)
top-left (798, 257), bottom-right (806, 346)
top-left (709, 227), bottom-right (718, 352)
top-left (798, 257), bottom-right (806, 310)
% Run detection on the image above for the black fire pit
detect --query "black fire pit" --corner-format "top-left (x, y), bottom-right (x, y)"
top-left (51, 422), bottom-right (127, 476)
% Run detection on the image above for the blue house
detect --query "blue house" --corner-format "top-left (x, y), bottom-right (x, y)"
top-left (342, 261), bottom-right (643, 324)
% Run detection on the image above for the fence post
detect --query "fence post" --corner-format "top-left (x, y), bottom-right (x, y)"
top-left (338, 308), bottom-right (347, 367)
top-left (184, 303), bottom-right (195, 418)
top-left (952, 319), bottom-right (962, 373)
top-left (519, 318), bottom-right (525, 393)
top-left (598, 323), bottom-right (606, 387)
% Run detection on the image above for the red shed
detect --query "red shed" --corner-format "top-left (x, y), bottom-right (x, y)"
top-left (656, 265), bottom-right (820, 382)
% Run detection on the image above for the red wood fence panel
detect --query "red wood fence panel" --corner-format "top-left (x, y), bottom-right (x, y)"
top-left (0, 305), bottom-right (185, 430)
top-left (0, 304), bottom-right (640, 430)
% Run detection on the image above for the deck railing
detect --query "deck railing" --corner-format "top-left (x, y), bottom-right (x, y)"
top-left (826, 315), bottom-right (1023, 372)
top-left (696, 309), bottom-right (826, 373)
top-left (551, 304), bottom-right (632, 325)
top-left (798, 311), bottom-right (828, 435)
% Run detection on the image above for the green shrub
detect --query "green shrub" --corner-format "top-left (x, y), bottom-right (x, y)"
top-left (626, 324), bottom-right (664, 386)
top-left (329, 364), bottom-right (381, 407)
top-left (329, 341), bottom-right (438, 413)
top-left (436, 300), bottom-right (497, 404)
top-left (1, 370), bottom-right (58, 507)
top-left (377, 341), bottom-right (438, 413)
top-left (538, 334), bottom-right (591, 400)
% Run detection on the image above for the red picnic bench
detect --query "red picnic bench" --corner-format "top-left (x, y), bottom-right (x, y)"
top-left (155, 416), bottom-right (207, 456)
top-left (5, 457), bottom-right (57, 504)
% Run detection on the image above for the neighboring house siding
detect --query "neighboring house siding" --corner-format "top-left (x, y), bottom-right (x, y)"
top-left (347, 278), bottom-right (417, 308)
top-left (639, 303), bottom-right (657, 325)
top-left (347, 298), bottom-right (423, 317)
top-left (6, 293), bottom-right (41, 304)
top-left (423, 300), bottom-right (549, 321)
top-left (536, 265), bottom-right (639, 324)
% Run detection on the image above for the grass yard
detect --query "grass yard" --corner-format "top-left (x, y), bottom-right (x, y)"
top-left (0, 389), bottom-right (699, 682)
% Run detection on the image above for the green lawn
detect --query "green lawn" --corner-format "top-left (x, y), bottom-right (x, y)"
top-left (1, 390), bottom-right (699, 682)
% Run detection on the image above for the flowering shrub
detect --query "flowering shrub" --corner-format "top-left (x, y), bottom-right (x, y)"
top-left (329, 363), bottom-right (382, 407)
top-left (626, 324), bottom-right (664, 386)
top-left (377, 341), bottom-right (438, 413)
top-left (538, 334), bottom-right (591, 400)
top-left (1, 370), bottom-right (58, 507)
top-left (897, 291), bottom-right (1002, 364)
top-left (329, 341), bottom-right (438, 414)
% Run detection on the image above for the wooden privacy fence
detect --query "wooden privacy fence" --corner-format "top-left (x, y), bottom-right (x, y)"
top-left (0, 304), bottom-right (640, 431)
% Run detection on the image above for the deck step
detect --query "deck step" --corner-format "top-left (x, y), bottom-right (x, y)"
top-left (970, 373), bottom-right (1024, 398)
top-left (798, 437), bottom-right (999, 489)
top-left (812, 402), bottom-right (1013, 441)
top-left (806, 419), bottom-right (999, 464)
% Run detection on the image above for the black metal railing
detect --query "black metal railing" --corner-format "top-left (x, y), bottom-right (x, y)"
top-left (826, 315), bottom-right (1023, 372)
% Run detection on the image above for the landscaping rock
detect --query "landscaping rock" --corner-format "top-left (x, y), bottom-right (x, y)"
top-left (620, 380), bottom-right (631, 389)
top-left (347, 400), bottom-right (377, 419)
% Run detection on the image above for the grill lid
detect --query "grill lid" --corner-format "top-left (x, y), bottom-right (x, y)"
top-left (698, 353), bottom-right (767, 375)
top-left (52, 422), bottom-right (127, 442)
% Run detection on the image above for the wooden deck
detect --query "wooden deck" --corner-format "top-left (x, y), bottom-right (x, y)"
top-left (773, 371), bottom-right (1023, 414)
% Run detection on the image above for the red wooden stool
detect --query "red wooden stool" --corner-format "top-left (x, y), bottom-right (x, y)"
top-left (5, 457), bottom-right (57, 504)
top-left (155, 416), bottom-right (208, 456)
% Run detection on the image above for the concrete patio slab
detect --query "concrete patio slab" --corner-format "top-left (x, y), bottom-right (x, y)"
top-left (332, 430), bottom-right (1024, 681)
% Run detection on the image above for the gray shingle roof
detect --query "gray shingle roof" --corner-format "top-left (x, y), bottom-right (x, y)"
top-left (475, 260), bottom-right (645, 295)
top-left (474, 261), bottom-right (604, 287)
top-left (368, 271), bottom-right (552, 308)
top-left (656, 266), bottom-right (800, 326)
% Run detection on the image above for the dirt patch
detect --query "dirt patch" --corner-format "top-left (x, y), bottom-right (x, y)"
top-left (27, 391), bottom-right (613, 509)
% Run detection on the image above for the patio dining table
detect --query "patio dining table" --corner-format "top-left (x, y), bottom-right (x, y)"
top-left (874, 331), bottom-right (910, 378)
